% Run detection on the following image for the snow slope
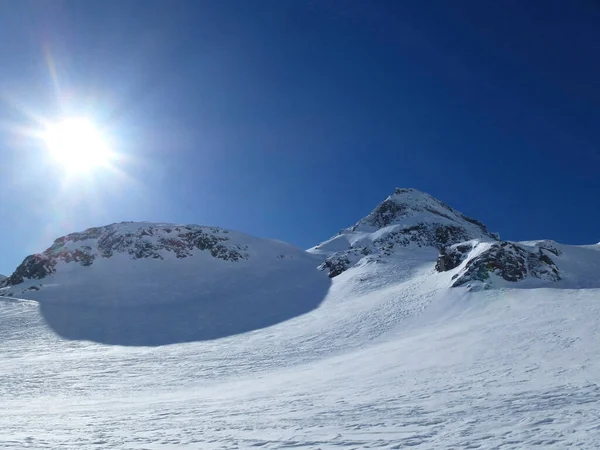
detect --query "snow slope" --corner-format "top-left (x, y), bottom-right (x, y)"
top-left (2, 261), bottom-right (600, 448)
top-left (1, 189), bottom-right (599, 448)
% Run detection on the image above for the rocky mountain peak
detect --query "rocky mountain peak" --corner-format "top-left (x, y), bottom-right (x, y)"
top-left (352, 188), bottom-right (493, 238)
top-left (311, 188), bottom-right (498, 277)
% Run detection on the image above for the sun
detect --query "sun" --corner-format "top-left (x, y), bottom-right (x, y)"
top-left (43, 118), bottom-right (114, 173)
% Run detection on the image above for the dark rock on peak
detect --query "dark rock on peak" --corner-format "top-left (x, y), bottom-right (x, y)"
top-left (367, 199), bottom-right (405, 228)
top-left (313, 188), bottom-right (498, 277)
top-left (350, 188), bottom-right (497, 239)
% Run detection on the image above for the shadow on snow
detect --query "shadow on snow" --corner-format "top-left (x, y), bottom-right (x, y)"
top-left (39, 261), bottom-right (331, 346)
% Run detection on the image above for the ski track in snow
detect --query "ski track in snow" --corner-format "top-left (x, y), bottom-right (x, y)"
top-left (2, 259), bottom-right (600, 449)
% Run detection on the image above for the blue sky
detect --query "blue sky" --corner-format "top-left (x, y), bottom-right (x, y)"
top-left (0, 0), bottom-right (598, 274)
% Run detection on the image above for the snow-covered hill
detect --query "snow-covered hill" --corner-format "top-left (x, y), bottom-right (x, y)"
top-left (0, 221), bottom-right (327, 301)
top-left (0, 222), bottom-right (330, 344)
top-left (1, 188), bottom-right (599, 448)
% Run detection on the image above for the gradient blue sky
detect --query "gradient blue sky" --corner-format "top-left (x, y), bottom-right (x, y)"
top-left (0, 0), bottom-right (598, 274)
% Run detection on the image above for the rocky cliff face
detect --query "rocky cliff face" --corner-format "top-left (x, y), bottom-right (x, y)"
top-left (310, 188), bottom-right (499, 278)
top-left (437, 240), bottom-right (561, 288)
top-left (1, 222), bottom-right (249, 288)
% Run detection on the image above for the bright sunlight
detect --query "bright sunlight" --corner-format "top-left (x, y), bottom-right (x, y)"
top-left (43, 118), bottom-right (114, 173)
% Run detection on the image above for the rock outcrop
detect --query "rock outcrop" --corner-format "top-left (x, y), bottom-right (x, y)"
top-left (435, 243), bottom-right (473, 272)
top-left (1, 223), bottom-right (249, 287)
top-left (436, 241), bottom-right (561, 287)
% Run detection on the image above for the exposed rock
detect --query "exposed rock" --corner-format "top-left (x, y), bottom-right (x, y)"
top-left (371, 223), bottom-right (478, 258)
top-left (528, 249), bottom-right (561, 281)
top-left (363, 199), bottom-right (405, 228)
top-left (4, 254), bottom-right (57, 286)
top-left (534, 240), bottom-right (562, 257)
top-left (3, 223), bottom-right (250, 287)
top-left (319, 254), bottom-right (351, 278)
top-left (321, 221), bottom-right (484, 278)
top-left (435, 243), bottom-right (473, 272)
top-left (450, 242), bottom-right (560, 287)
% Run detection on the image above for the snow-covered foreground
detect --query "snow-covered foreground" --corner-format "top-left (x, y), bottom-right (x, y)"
top-left (2, 256), bottom-right (600, 449)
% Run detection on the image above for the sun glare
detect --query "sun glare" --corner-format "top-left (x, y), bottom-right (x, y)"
top-left (43, 118), bottom-right (114, 173)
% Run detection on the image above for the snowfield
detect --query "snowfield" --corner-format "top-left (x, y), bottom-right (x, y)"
top-left (1, 190), bottom-right (599, 449)
top-left (2, 256), bottom-right (600, 449)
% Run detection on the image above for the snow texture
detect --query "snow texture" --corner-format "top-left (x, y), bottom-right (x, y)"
top-left (1, 188), bottom-right (599, 449)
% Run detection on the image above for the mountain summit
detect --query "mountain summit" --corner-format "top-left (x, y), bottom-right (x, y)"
top-left (309, 188), bottom-right (498, 277)
top-left (350, 188), bottom-right (496, 238)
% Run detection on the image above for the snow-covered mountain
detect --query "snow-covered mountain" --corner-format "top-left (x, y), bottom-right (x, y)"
top-left (309, 188), bottom-right (600, 290)
top-left (2, 188), bottom-right (599, 298)
top-left (309, 187), bottom-right (499, 277)
top-left (1, 188), bottom-right (600, 448)
top-left (0, 222), bottom-right (325, 301)
top-left (0, 222), bottom-right (331, 344)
